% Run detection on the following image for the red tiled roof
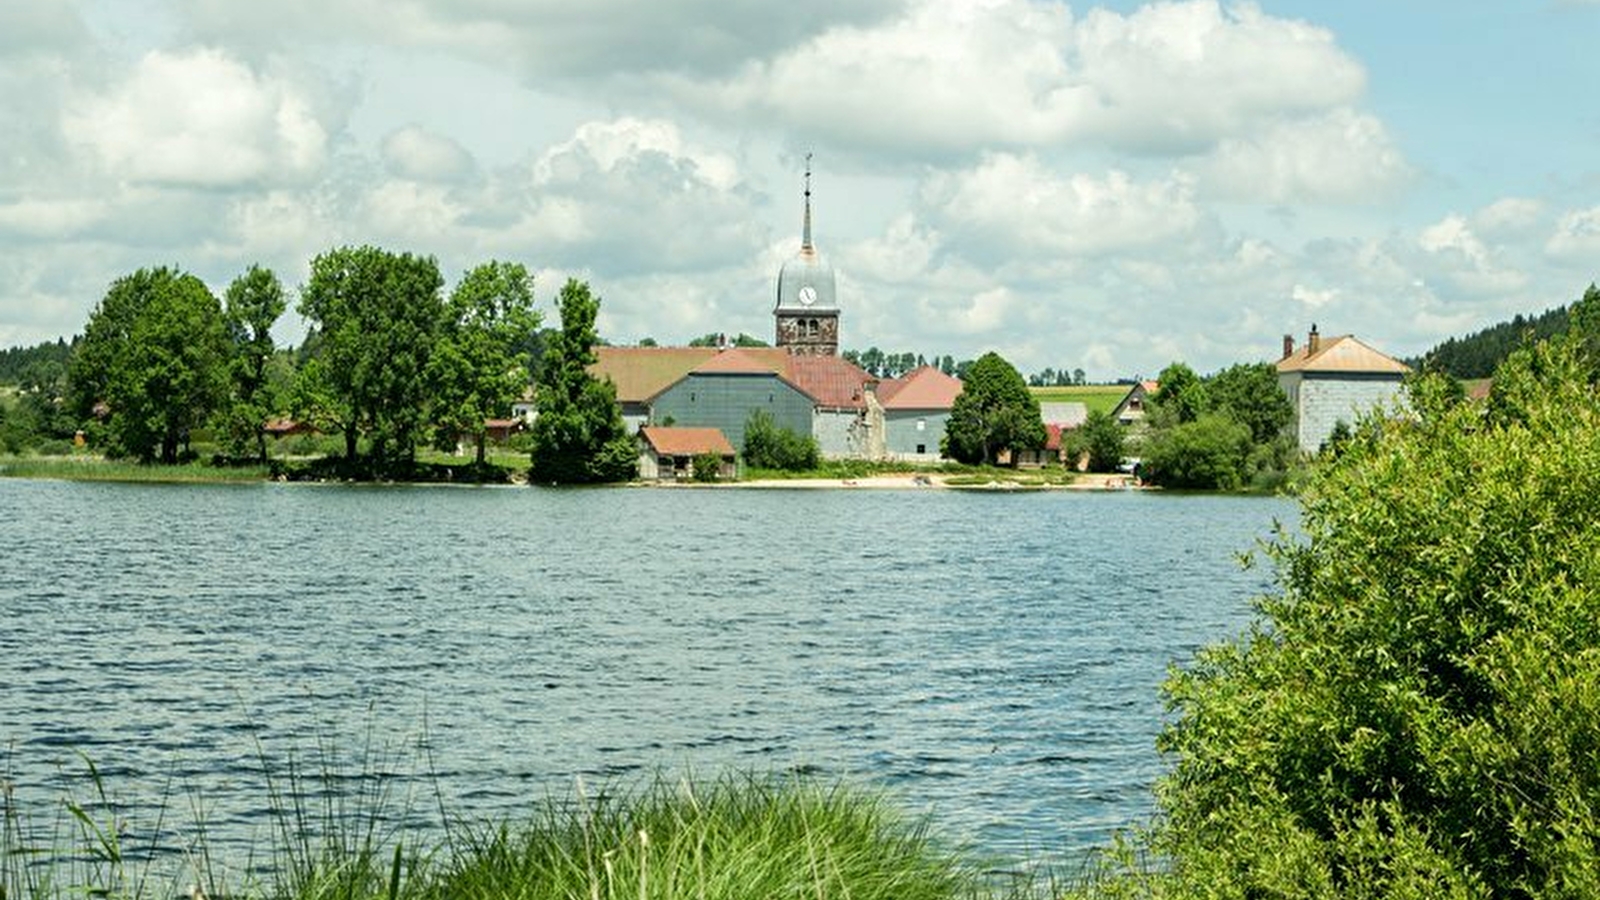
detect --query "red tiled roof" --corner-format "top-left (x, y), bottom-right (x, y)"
top-left (784, 354), bottom-right (876, 409)
top-left (640, 426), bottom-right (735, 456)
top-left (590, 346), bottom-right (878, 410)
top-left (879, 365), bottom-right (962, 410)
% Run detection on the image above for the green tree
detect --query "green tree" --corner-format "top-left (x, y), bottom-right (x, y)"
top-left (69, 269), bottom-right (159, 425)
top-left (1150, 361), bottom-right (1208, 425)
top-left (688, 332), bottom-right (768, 348)
top-left (428, 261), bottom-right (540, 466)
top-left (942, 351), bottom-right (1045, 465)
top-left (1070, 409), bottom-right (1126, 473)
top-left (1140, 413), bottom-right (1251, 490)
top-left (742, 409), bottom-right (819, 471)
top-left (219, 264), bottom-right (286, 463)
top-left (70, 267), bottom-right (228, 462)
top-left (1206, 361), bottom-right (1292, 444)
top-left (296, 245), bottom-right (445, 468)
top-left (528, 279), bottom-right (637, 484)
top-left (1568, 282), bottom-right (1600, 377)
top-left (1123, 334), bottom-right (1600, 898)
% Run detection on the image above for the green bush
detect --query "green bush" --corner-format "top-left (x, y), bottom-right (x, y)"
top-left (1140, 413), bottom-right (1251, 489)
top-left (1094, 333), bottom-right (1600, 898)
top-left (742, 410), bottom-right (819, 471)
top-left (691, 451), bottom-right (722, 482)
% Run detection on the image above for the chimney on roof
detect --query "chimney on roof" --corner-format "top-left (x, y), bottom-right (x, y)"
top-left (1282, 334), bottom-right (1295, 360)
top-left (1308, 324), bottom-right (1321, 354)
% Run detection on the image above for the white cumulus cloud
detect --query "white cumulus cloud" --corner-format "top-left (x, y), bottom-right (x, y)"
top-left (61, 48), bottom-right (330, 188)
top-left (1196, 109), bottom-right (1411, 203)
top-left (920, 153), bottom-right (1202, 261)
top-left (381, 125), bottom-right (476, 182)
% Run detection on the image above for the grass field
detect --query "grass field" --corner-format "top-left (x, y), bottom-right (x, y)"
top-left (1029, 384), bottom-right (1131, 417)
top-left (0, 455), bottom-right (272, 483)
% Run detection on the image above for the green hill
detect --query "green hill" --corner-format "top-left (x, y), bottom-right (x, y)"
top-left (1412, 304), bottom-right (1570, 380)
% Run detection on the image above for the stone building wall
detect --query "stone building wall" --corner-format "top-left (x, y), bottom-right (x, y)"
top-left (1283, 371), bottom-right (1405, 452)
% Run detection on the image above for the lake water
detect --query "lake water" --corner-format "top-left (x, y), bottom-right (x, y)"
top-left (0, 478), bottom-right (1292, 874)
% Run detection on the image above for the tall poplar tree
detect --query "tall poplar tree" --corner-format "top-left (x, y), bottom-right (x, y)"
top-left (527, 279), bottom-right (636, 484)
top-left (220, 264), bottom-right (286, 463)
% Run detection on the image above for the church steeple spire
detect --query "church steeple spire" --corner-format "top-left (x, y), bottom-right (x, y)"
top-left (802, 152), bottom-right (813, 251)
top-left (774, 152), bottom-right (838, 355)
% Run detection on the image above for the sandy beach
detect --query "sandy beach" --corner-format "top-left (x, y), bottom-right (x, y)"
top-left (666, 471), bottom-right (1142, 490)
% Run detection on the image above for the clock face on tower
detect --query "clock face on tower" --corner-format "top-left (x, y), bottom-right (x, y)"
top-left (799, 285), bottom-right (817, 306)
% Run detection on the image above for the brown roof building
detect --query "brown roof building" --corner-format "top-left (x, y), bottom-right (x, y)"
top-left (1277, 325), bottom-right (1410, 453)
top-left (638, 426), bottom-right (738, 481)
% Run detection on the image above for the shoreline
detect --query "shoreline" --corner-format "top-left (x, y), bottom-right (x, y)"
top-left (660, 472), bottom-right (1144, 491)
top-left (1, 455), bottom-right (1146, 491)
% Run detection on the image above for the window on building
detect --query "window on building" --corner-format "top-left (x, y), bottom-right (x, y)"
top-left (916, 443), bottom-right (926, 454)
top-left (916, 418), bottom-right (926, 431)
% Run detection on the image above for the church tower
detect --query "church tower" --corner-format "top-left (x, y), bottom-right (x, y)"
top-left (774, 156), bottom-right (839, 356)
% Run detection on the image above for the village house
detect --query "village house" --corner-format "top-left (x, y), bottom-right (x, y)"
top-left (1277, 325), bottom-right (1410, 453)
top-left (875, 365), bottom-right (963, 461)
top-left (1111, 381), bottom-right (1158, 427)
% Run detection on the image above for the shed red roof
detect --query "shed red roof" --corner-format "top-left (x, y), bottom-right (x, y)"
top-left (640, 426), bottom-right (736, 457)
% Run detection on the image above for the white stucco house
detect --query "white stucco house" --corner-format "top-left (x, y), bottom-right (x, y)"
top-left (1277, 326), bottom-right (1411, 453)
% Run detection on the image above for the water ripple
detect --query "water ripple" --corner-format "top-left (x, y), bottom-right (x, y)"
top-left (1, 479), bottom-right (1291, 868)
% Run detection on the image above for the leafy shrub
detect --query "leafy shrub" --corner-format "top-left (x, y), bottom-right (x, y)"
top-left (742, 410), bottom-right (819, 471)
top-left (1064, 409), bottom-right (1125, 472)
top-left (1118, 333), bottom-right (1600, 898)
top-left (1140, 413), bottom-right (1251, 489)
top-left (691, 451), bottom-right (722, 482)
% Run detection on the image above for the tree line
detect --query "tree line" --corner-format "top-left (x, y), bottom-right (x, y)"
top-left (1411, 286), bottom-right (1595, 379)
top-left (2, 246), bottom-right (633, 481)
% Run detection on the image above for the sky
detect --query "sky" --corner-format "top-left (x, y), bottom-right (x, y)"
top-left (1, 0), bottom-right (1597, 380)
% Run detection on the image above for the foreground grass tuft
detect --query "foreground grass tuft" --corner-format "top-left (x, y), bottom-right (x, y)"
top-left (433, 775), bottom-right (986, 900)
top-left (5, 769), bottom-right (1019, 900)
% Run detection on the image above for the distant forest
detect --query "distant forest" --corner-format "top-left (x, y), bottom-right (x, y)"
top-left (1411, 304), bottom-right (1572, 379)
top-left (0, 337), bottom-right (72, 386)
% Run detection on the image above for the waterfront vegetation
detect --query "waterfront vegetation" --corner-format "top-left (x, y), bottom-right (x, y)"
top-left (2, 766), bottom-right (1021, 900)
top-left (0, 455), bottom-right (274, 483)
top-left (1062, 320), bottom-right (1600, 897)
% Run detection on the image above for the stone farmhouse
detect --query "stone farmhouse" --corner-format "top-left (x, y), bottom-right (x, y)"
top-left (590, 164), bottom-right (962, 467)
top-left (1277, 325), bottom-right (1410, 452)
